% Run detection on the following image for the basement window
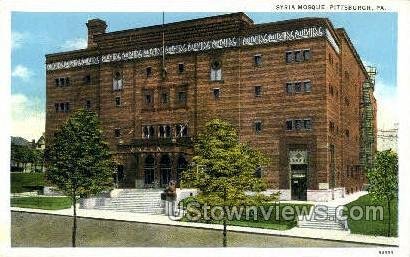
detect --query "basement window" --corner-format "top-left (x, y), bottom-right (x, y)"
top-left (115, 96), bottom-right (121, 107)
top-left (255, 121), bottom-right (262, 134)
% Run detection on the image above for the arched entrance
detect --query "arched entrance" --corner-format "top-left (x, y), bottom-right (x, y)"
top-left (176, 155), bottom-right (188, 187)
top-left (160, 154), bottom-right (172, 187)
top-left (144, 155), bottom-right (155, 185)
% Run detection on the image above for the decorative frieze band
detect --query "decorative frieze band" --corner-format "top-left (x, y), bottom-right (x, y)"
top-left (46, 26), bottom-right (339, 71)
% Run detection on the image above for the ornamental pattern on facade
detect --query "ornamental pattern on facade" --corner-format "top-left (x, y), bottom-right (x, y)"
top-left (46, 26), bottom-right (340, 71)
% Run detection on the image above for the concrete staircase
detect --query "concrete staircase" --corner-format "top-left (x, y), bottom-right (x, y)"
top-left (298, 206), bottom-right (347, 231)
top-left (94, 189), bottom-right (164, 214)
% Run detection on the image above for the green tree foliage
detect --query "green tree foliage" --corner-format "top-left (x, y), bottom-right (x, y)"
top-left (45, 109), bottom-right (115, 247)
top-left (181, 119), bottom-right (270, 247)
top-left (367, 149), bottom-right (398, 237)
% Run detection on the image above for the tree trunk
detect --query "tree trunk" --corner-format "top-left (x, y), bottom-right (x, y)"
top-left (387, 199), bottom-right (391, 237)
top-left (72, 194), bottom-right (77, 247)
top-left (223, 218), bottom-right (227, 247)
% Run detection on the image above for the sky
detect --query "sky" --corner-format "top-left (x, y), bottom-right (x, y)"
top-left (11, 12), bottom-right (397, 142)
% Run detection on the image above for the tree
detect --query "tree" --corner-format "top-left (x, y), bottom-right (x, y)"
top-left (181, 119), bottom-right (269, 247)
top-left (366, 149), bottom-right (398, 237)
top-left (45, 109), bottom-right (115, 247)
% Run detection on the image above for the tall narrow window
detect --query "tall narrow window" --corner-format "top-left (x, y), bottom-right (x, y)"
top-left (146, 67), bottom-right (152, 77)
top-left (176, 85), bottom-right (188, 106)
top-left (254, 85), bottom-right (262, 97)
top-left (213, 88), bottom-right (220, 99)
top-left (286, 120), bottom-right (293, 131)
top-left (86, 100), bottom-right (91, 110)
top-left (143, 89), bottom-right (154, 109)
top-left (59, 78), bottom-right (65, 87)
top-left (54, 103), bottom-right (59, 112)
top-left (55, 78), bottom-right (59, 87)
top-left (84, 74), bottom-right (91, 84)
top-left (295, 51), bottom-right (302, 62)
top-left (254, 54), bottom-right (262, 67)
top-left (176, 124), bottom-right (188, 137)
top-left (178, 63), bottom-right (185, 73)
top-left (114, 128), bottom-right (121, 138)
top-left (255, 121), bottom-right (262, 134)
top-left (113, 71), bottom-right (123, 91)
top-left (64, 102), bottom-right (70, 112)
top-left (210, 59), bottom-right (222, 81)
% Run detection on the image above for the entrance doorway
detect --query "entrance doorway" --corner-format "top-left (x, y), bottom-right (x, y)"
top-left (160, 155), bottom-right (172, 187)
top-left (291, 164), bottom-right (307, 200)
top-left (144, 155), bottom-right (155, 185)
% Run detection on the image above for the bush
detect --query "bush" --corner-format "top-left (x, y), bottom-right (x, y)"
top-left (11, 173), bottom-right (45, 193)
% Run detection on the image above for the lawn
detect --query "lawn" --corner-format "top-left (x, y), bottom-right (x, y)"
top-left (344, 194), bottom-right (398, 237)
top-left (11, 196), bottom-right (72, 210)
top-left (11, 172), bottom-right (45, 193)
top-left (179, 200), bottom-right (313, 230)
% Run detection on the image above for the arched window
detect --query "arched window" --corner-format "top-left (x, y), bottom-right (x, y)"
top-left (113, 71), bottom-right (123, 91)
top-left (210, 59), bottom-right (222, 81)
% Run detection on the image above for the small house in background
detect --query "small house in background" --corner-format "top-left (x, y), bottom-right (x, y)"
top-left (10, 133), bottom-right (45, 173)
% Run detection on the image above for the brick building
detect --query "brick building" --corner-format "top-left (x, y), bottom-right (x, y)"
top-left (45, 13), bottom-right (376, 201)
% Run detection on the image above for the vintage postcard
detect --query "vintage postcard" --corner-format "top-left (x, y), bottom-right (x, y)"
top-left (1, 0), bottom-right (409, 257)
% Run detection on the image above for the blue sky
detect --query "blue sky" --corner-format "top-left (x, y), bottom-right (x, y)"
top-left (11, 12), bottom-right (397, 140)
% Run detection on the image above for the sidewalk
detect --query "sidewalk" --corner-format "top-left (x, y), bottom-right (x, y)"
top-left (11, 203), bottom-right (398, 247)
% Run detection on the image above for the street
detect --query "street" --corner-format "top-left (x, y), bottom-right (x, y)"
top-left (12, 211), bottom-right (377, 247)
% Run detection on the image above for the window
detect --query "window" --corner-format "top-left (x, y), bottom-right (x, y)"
top-left (176, 124), bottom-right (188, 137)
top-left (254, 166), bottom-right (262, 178)
top-left (286, 82), bottom-right (294, 94)
top-left (329, 85), bottom-right (334, 96)
top-left (114, 128), bottom-right (121, 138)
top-left (285, 52), bottom-right (293, 63)
top-left (65, 78), bottom-right (70, 86)
top-left (176, 85), bottom-right (188, 106)
top-left (161, 92), bottom-right (169, 105)
top-left (254, 85), bottom-right (262, 97)
top-left (55, 78), bottom-right (59, 87)
top-left (59, 78), bottom-right (65, 87)
top-left (329, 121), bottom-right (335, 133)
top-left (210, 59), bottom-right (222, 81)
top-left (255, 121), bottom-right (262, 134)
top-left (303, 50), bottom-right (311, 60)
top-left (159, 125), bottom-right (171, 138)
top-left (143, 89), bottom-right (154, 108)
top-left (143, 126), bottom-right (155, 139)
top-left (113, 71), bottom-right (123, 91)
top-left (178, 91), bottom-right (187, 105)
top-left (55, 77), bottom-right (70, 87)
top-left (294, 82), bottom-right (302, 93)
top-left (254, 54), bottom-right (262, 67)
top-left (295, 51), bottom-right (302, 62)
top-left (304, 119), bottom-right (312, 130)
top-left (86, 100), bottom-right (91, 110)
top-left (115, 96), bottom-right (121, 107)
top-left (294, 119), bottom-right (303, 130)
top-left (304, 81), bottom-right (312, 92)
top-left (213, 88), bottom-right (220, 99)
top-left (146, 67), bottom-right (152, 77)
top-left (345, 129), bottom-right (350, 138)
top-left (84, 74), bottom-right (91, 84)
top-left (286, 50), bottom-right (311, 63)
top-left (178, 63), bottom-right (185, 73)
top-left (286, 120), bottom-right (293, 131)
top-left (56, 102), bottom-right (70, 112)
top-left (286, 119), bottom-right (312, 131)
